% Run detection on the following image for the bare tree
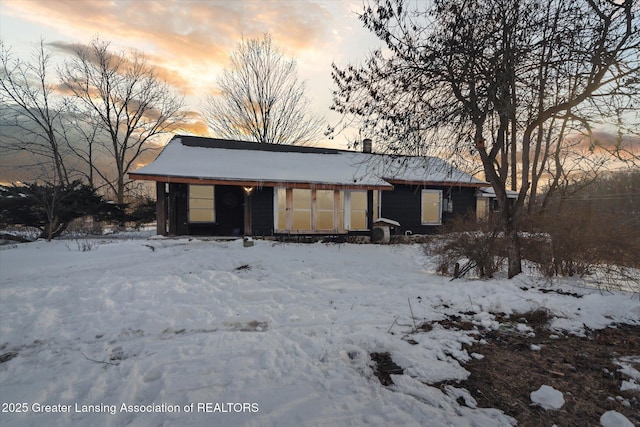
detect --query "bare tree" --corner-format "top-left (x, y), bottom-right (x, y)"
top-left (203, 34), bottom-right (324, 145)
top-left (60, 106), bottom-right (109, 191)
top-left (0, 40), bottom-right (70, 185)
top-left (332, 0), bottom-right (639, 278)
top-left (60, 38), bottom-right (185, 203)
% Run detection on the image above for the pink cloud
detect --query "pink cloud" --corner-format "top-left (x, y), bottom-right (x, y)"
top-left (4, 1), bottom-right (331, 64)
top-left (3, 0), bottom-right (334, 99)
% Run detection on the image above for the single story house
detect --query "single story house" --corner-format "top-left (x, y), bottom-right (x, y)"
top-left (129, 135), bottom-right (488, 238)
top-left (475, 187), bottom-right (519, 221)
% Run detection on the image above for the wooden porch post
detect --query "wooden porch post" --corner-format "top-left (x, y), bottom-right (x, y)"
top-left (168, 183), bottom-right (178, 235)
top-left (244, 192), bottom-right (253, 236)
top-left (367, 190), bottom-right (374, 230)
top-left (156, 181), bottom-right (167, 236)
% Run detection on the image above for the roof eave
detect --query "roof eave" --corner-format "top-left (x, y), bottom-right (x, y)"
top-left (128, 173), bottom-right (393, 191)
top-left (384, 178), bottom-right (488, 187)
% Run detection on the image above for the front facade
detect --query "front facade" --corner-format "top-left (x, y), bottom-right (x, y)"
top-left (129, 135), bottom-right (488, 237)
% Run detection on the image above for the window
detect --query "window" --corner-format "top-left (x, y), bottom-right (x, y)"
top-left (292, 189), bottom-right (311, 230)
top-left (421, 189), bottom-right (442, 225)
top-left (273, 188), bottom-right (368, 232)
top-left (349, 191), bottom-right (368, 230)
top-left (189, 185), bottom-right (215, 222)
top-left (476, 198), bottom-right (488, 221)
top-left (316, 190), bottom-right (334, 230)
top-left (276, 188), bottom-right (287, 229)
top-left (373, 190), bottom-right (380, 221)
top-left (337, 191), bottom-right (344, 230)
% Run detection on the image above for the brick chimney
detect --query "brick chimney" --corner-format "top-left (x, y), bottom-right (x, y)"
top-left (362, 138), bottom-right (372, 153)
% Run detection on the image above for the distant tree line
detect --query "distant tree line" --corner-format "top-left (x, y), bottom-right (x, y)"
top-left (541, 170), bottom-right (640, 224)
top-left (529, 170), bottom-right (640, 278)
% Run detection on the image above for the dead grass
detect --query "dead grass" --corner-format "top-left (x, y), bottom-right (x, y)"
top-left (454, 319), bottom-right (640, 426)
top-left (368, 303), bottom-right (640, 425)
top-left (370, 309), bottom-right (640, 426)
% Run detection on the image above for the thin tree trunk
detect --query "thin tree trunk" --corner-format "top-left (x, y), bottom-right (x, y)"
top-left (117, 178), bottom-right (125, 205)
top-left (505, 221), bottom-right (522, 278)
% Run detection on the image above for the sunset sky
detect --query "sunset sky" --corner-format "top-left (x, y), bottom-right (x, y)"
top-left (0, 0), bottom-right (383, 148)
top-left (1, 0), bottom-right (637, 185)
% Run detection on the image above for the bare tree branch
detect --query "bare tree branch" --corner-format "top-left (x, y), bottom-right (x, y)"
top-left (59, 38), bottom-right (186, 203)
top-left (203, 34), bottom-right (324, 145)
top-left (332, 0), bottom-right (639, 278)
top-left (0, 39), bottom-right (71, 185)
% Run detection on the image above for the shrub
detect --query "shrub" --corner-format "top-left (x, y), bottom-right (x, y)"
top-left (0, 181), bottom-right (125, 240)
top-left (527, 208), bottom-right (640, 277)
top-left (425, 216), bottom-right (505, 278)
top-left (126, 197), bottom-right (156, 229)
top-left (426, 196), bottom-right (639, 289)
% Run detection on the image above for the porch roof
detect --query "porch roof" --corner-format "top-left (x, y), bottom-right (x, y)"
top-left (476, 187), bottom-right (519, 199)
top-left (129, 136), bottom-right (486, 189)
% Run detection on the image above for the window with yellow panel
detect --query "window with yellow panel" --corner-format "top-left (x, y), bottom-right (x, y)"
top-left (350, 191), bottom-right (368, 230)
top-left (292, 188), bottom-right (311, 230)
top-left (421, 189), bottom-right (442, 225)
top-left (273, 188), bottom-right (369, 232)
top-left (476, 198), bottom-right (488, 221)
top-left (316, 190), bottom-right (335, 230)
top-left (372, 190), bottom-right (380, 221)
top-left (276, 188), bottom-right (287, 230)
top-left (188, 185), bottom-right (215, 222)
top-left (337, 191), bottom-right (344, 230)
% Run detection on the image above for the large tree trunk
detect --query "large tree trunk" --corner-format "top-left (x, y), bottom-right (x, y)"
top-left (477, 124), bottom-right (524, 279)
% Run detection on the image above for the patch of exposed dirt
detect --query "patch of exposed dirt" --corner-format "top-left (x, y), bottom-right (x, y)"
top-left (451, 317), bottom-right (640, 426)
top-left (370, 352), bottom-right (404, 386)
top-left (0, 351), bottom-right (18, 363)
top-left (369, 310), bottom-right (639, 425)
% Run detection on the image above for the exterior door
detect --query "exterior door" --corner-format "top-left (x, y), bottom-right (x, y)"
top-left (215, 186), bottom-right (244, 236)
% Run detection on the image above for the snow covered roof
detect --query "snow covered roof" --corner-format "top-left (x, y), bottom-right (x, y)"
top-left (372, 218), bottom-right (401, 227)
top-left (365, 153), bottom-right (487, 186)
top-left (129, 135), bottom-right (486, 189)
top-left (476, 187), bottom-right (519, 199)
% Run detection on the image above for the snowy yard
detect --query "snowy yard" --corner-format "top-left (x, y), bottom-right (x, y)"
top-left (1, 237), bottom-right (638, 426)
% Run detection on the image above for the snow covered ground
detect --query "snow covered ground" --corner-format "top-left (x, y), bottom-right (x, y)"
top-left (1, 237), bottom-right (638, 426)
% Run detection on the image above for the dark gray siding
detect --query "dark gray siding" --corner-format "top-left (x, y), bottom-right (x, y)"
top-left (164, 185), bottom-right (275, 237)
top-left (380, 185), bottom-right (424, 234)
top-left (447, 187), bottom-right (477, 220)
top-left (251, 187), bottom-right (274, 237)
top-left (169, 183), bottom-right (188, 235)
top-left (165, 183), bottom-right (478, 237)
top-left (380, 184), bottom-right (478, 235)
